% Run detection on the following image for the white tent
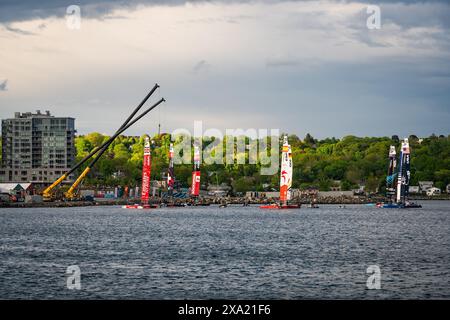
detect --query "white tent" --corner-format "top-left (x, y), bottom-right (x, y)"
top-left (0, 183), bottom-right (23, 194)
top-left (19, 183), bottom-right (32, 191)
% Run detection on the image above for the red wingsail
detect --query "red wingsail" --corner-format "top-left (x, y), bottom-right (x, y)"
top-left (141, 136), bottom-right (151, 203)
top-left (191, 171), bottom-right (201, 196)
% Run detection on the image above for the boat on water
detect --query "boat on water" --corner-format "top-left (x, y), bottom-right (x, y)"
top-left (260, 135), bottom-right (300, 210)
top-left (378, 138), bottom-right (422, 209)
top-left (167, 143), bottom-right (175, 196)
top-left (260, 204), bottom-right (300, 209)
top-left (123, 203), bottom-right (159, 209)
top-left (377, 202), bottom-right (422, 209)
top-left (123, 136), bottom-right (157, 210)
top-left (190, 143), bottom-right (201, 198)
top-left (161, 202), bottom-right (187, 208)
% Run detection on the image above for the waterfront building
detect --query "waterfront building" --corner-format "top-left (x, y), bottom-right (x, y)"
top-left (0, 111), bottom-right (76, 183)
top-left (418, 181), bottom-right (434, 193)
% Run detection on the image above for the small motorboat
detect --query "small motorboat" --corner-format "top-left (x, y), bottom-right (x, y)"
top-left (402, 202), bottom-right (422, 209)
top-left (166, 203), bottom-right (188, 207)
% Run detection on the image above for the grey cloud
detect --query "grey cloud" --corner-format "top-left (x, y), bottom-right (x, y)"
top-left (1, 0), bottom-right (449, 23)
top-left (0, 79), bottom-right (8, 91)
top-left (337, 4), bottom-right (449, 50)
top-left (4, 25), bottom-right (35, 35)
top-left (266, 59), bottom-right (300, 68)
top-left (192, 60), bottom-right (211, 73)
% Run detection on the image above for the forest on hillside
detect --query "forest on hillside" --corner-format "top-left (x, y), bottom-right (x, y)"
top-left (68, 133), bottom-right (450, 193)
top-left (0, 133), bottom-right (449, 192)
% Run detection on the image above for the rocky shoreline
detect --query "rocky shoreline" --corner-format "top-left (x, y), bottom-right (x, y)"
top-left (0, 195), bottom-right (448, 208)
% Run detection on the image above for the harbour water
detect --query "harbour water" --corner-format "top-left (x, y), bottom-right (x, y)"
top-left (1, 201), bottom-right (449, 299)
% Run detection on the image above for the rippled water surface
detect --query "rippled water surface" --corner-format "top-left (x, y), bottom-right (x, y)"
top-left (1, 201), bottom-right (449, 299)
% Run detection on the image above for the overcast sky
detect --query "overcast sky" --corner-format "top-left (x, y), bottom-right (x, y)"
top-left (0, 0), bottom-right (449, 139)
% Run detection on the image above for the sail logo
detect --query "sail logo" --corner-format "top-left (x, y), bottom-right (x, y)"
top-left (281, 170), bottom-right (288, 183)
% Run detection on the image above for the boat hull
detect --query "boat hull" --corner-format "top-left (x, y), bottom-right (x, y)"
top-left (381, 203), bottom-right (401, 209)
top-left (402, 203), bottom-right (422, 209)
top-left (122, 204), bottom-right (158, 209)
top-left (377, 203), bottom-right (422, 209)
top-left (260, 204), bottom-right (301, 210)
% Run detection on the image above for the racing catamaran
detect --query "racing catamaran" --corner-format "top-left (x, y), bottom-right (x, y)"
top-left (123, 136), bottom-right (158, 209)
top-left (378, 138), bottom-right (421, 208)
top-left (396, 138), bottom-right (421, 208)
top-left (260, 135), bottom-right (300, 210)
top-left (190, 143), bottom-right (201, 198)
top-left (380, 145), bottom-right (398, 208)
top-left (167, 143), bottom-right (175, 197)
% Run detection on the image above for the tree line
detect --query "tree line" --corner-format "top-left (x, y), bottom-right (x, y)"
top-left (70, 133), bottom-right (450, 193)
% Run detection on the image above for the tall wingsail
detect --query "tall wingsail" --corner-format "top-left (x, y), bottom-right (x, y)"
top-left (260, 134), bottom-right (299, 210)
top-left (167, 143), bottom-right (175, 197)
top-left (141, 136), bottom-right (151, 204)
top-left (191, 143), bottom-right (201, 197)
top-left (386, 145), bottom-right (397, 199)
top-left (279, 135), bottom-right (293, 204)
top-left (396, 138), bottom-right (410, 204)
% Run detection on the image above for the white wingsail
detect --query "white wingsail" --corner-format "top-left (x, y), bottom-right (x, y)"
top-left (279, 135), bottom-right (293, 204)
top-left (396, 138), bottom-right (410, 203)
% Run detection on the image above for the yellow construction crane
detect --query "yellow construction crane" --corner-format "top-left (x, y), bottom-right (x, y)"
top-left (42, 84), bottom-right (165, 201)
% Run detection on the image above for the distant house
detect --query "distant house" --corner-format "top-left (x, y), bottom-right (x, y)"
top-left (330, 180), bottom-right (342, 192)
top-left (207, 183), bottom-right (231, 191)
top-left (0, 182), bottom-right (34, 194)
top-left (447, 184), bottom-right (450, 194)
top-left (419, 181), bottom-right (434, 193)
top-left (0, 183), bottom-right (34, 199)
top-left (246, 191), bottom-right (259, 198)
top-left (300, 188), bottom-right (319, 197)
top-left (0, 183), bottom-right (22, 194)
top-left (246, 191), bottom-right (279, 199)
top-left (353, 185), bottom-right (365, 195)
top-left (318, 191), bottom-right (354, 198)
top-left (409, 186), bottom-right (420, 194)
top-left (246, 189), bottom-right (301, 199)
top-left (207, 183), bottom-right (231, 197)
top-left (426, 187), bottom-right (441, 196)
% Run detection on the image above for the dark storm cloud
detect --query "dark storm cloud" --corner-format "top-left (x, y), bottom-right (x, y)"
top-left (1, 0), bottom-right (449, 137)
top-left (1, 0), bottom-right (449, 23)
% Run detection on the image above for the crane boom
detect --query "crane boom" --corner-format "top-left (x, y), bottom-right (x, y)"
top-left (42, 84), bottom-right (160, 200)
top-left (64, 97), bottom-right (165, 200)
